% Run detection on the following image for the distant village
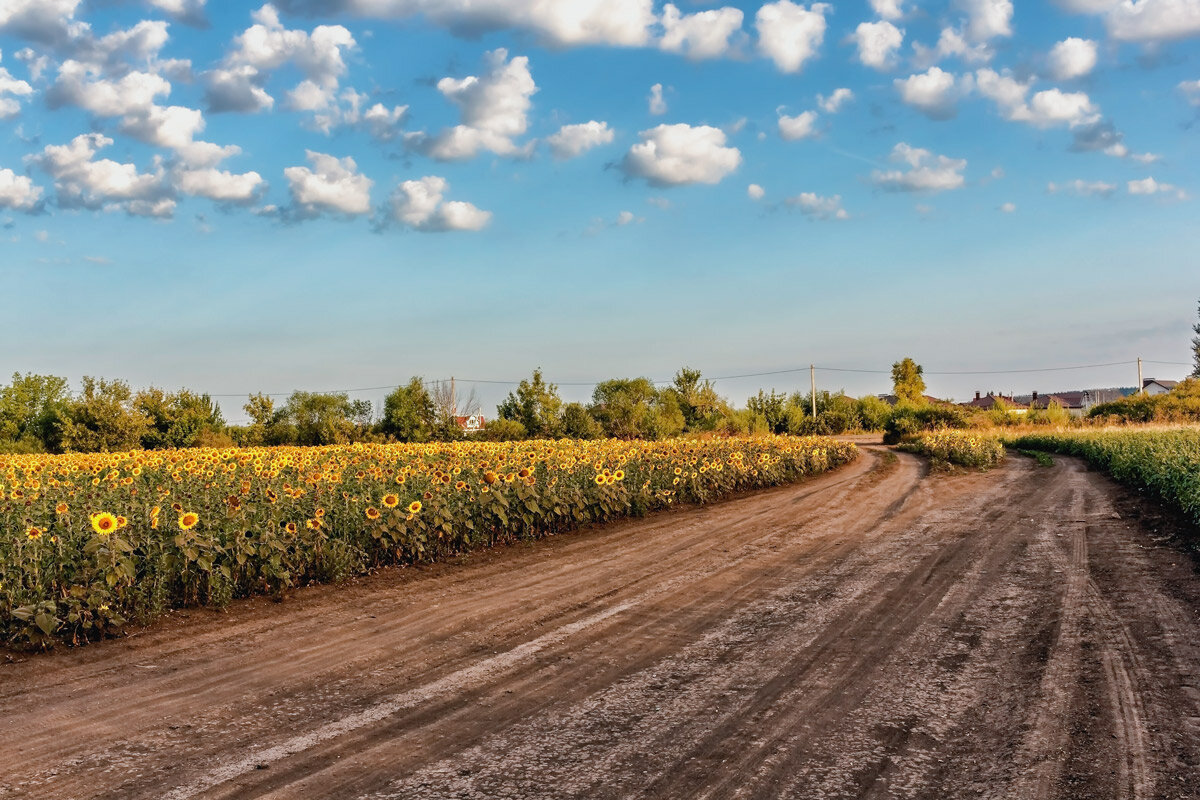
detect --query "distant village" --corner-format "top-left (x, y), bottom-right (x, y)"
top-left (884, 378), bottom-right (1181, 418)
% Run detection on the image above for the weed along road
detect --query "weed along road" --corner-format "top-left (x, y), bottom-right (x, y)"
top-left (3, 446), bottom-right (1200, 800)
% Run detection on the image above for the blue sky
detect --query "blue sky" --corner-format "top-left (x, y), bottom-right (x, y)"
top-left (1, 0), bottom-right (1197, 421)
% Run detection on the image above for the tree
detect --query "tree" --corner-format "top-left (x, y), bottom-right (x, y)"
top-left (134, 387), bottom-right (225, 449)
top-left (747, 390), bottom-right (789, 434)
top-left (1192, 298), bottom-right (1200, 378)
top-left (0, 372), bottom-right (70, 452)
top-left (497, 368), bottom-right (563, 439)
top-left (589, 378), bottom-right (682, 440)
top-left (891, 357), bottom-right (927, 404)
top-left (241, 393), bottom-right (276, 446)
top-left (277, 391), bottom-right (355, 446)
top-left (668, 367), bottom-right (722, 431)
top-left (60, 377), bottom-right (151, 452)
top-left (561, 402), bottom-right (603, 439)
top-left (379, 378), bottom-right (436, 442)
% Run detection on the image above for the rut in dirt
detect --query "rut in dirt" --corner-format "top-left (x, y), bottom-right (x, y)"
top-left (2, 446), bottom-right (1200, 800)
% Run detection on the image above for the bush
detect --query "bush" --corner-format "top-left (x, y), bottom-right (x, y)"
top-left (883, 402), bottom-right (970, 445)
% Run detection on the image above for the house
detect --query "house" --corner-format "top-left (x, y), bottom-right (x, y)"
top-left (1143, 378), bottom-right (1179, 396)
top-left (455, 414), bottom-right (486, 434)
top-left (876, 394), bottom-right (944, 406)
top-left (962, 391), bottom-right (1029, 412)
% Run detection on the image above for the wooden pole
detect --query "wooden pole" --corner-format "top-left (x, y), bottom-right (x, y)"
top-left (1137, 358), bottom-right (1143, 394)
top-left (810, 365), bottom-right (817, 418)
top-left (451, 376), bottom-right (456, 416)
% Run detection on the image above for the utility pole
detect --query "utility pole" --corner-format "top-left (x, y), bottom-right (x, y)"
top-left (451, 376), bottom-right (457, 416)
top-left (1137, 358), bottom-right (1143, 394)
top-left (810, 365), bottom-right (817, 418)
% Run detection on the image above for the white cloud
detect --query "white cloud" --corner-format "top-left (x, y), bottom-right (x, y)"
top-left (419, 48), bottom-right (537, 161)
top-left (1106, 0), bottom-right (1200, 41)
top-left (1127, 176), bottom-right (1187, 199)
top-left (546, 121), bottom-right (614, 160)
top-left (870, 0), bottom-right (906, 20)
top-left (204, 66), bottom-right (274, 113)
top-left (275, 0), bottom-right (656, 48)
top-left (912, 26), bottom-right (993, 67)
top-left (389, 175), bottom-right (491, 232)
top-left (616, 210), bottom-right (638, 225)
top-left (228, 5), bottom-right (354, 89)
top-left (747, 183), bottom-right (765, 200)
top-left (0, 57), bottom-right (33, 120)
top-left (975, 69), bottom-right (1099, 128)
top-left (621, 123), bottom-right (742, 187)
top-left (290, 84), bottom-right (408, 140)
top-left (1179, 79), bottom-right (1200, 105)
top-left (0, 0), bottom-right (84, 47)
top-left (962, 0), bottom-right (1013, 40)
top-left (872, 142), bottom-right (967, 192)
top-left (851, 20), bottom-right (903, 70)
top-left (176, 167), bottom-right (264, 204)
top-left (283, 150), bottom-right (372, 217)
top-left (29, 133), bottom-right (174, 216)
top-left (895, 67), bottom-right (967, 119)
top-left (146, 0), bottom-right (207, 26)
top-left (755, 1), bottom-right (829, 74)
top-left (649, 82), bottom-right (667, 115)
top-left (778, 109), bottom-right (818, 140)
top-left (1047, 179), bottom-right (1117, 196)
top-left (48, 63), bottom-right (171, 116)
top-left (817, 87), bottom-right (853, 113)
top-left (0, 167), bottom-right (42, 211)
top-left (1000, 201), bottom-right (1016, 212)
top-left (659, 4), bottom-right (745, 59)
top-left (785, 191), bottom-right (847, 219)
top-left (1048, 37), bottom-right (1098, 80)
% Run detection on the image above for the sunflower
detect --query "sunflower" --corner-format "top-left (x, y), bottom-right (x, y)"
top-left (594, 474), bottom-right (606, 485)
top-left (26, 526), bottom-right (43, 541)
top-left (90, 512), bottom-right (118, 536)
top-left (382, 493), bottom-right (399, 508)
top-left (614, 470), bottom-right (625, 481)
top-left (178, 512), bottom-right (200, 530)
top-left (407, 500), bottom-right (422, 514)
top-left (483, 471), bottom-right (498, 485)
top-left (116, 515), bottom-right (128, 528)
top-left (55, 502), bottom-right (69, 515)
top-left (365, 506), bottom-right (381, 520)
top-left (305, 518), bottom-right (322, 530)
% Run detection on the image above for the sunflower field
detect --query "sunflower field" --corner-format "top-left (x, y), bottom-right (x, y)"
top-left (0, 436), bottom-right (857, 648)
top-left (898, 430), bottom-right (1006, 470)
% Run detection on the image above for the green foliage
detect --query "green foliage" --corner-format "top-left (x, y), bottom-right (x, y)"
top-left (899, 431), bottom-right (1005, 470)
top-left (1088, 379), bottom-right (1200, 423)
top-left (856, 395), bottom-right (892, 431)
top-left (668, 367), bottom-right (723, 431)
top-left (497, 368), bottom-right (564, 438)
top-left (747, 390), bottom-right (789, 434)
top-left (1192, 298), bottom-right (1200, 379)
top-left (590, 378), bottom-right (683, 440)
top-left (478, 417), bottom-right (528, 441)
top-left (1007, 428), bottom-right (1200, 529)
top-left (0, 373), bottom-right (69, 453)
top-left (1026, 399), bottom-right (1071, 426)
top-left (276, 391), bottom-right (357, 446)
top-left (561, 402), bottom-right (603, 439)
top-left (883, 402), bottom-right (969, 445)
top-left (134, 387), bottom-right (225, 449)
top-left (380, 378), bottom-right (436, 442)
top-left (60, 377), bottom-right (151, 453)
top-left (891, 357), bottom-right (926, 404)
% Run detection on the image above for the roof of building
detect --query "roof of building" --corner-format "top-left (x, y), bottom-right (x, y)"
top-left (961, 392), bottom-right (1029, 410)
top-left (1144, 378), bottom-right (1179, 389)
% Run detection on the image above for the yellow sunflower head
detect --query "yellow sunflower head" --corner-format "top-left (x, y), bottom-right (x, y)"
top-left (178, 512), bottom-right (199, 530)
top-left (90, 512), bottom-right (118, 536)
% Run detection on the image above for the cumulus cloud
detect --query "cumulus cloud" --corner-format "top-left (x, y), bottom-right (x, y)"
top-left (747, 183), bottom-right (765, 200)
top-left (0, 57), bottom-right (34, 120)
top-left (546, 121), bottom-right (614, 160)
top-left (176, 167), bottom-right (264, 204)
top-left (851, 20), bottom-right (903, 70)
top-left (1179, 79), bottom-right (1200, 105)
top-left (47, 63), bottom-right (171, 117)
top-left (912, 26), bottom-right (993, 67)
top-left (975, 68), bottom-right (1099, 128)
top-left (659, 4), bottom-right (745, 59)
top-left (1048, 37), bottom-right (1098, 80)
top-left (778, 109), bottom-right (818, 140)
top-left (817, 88), bottom-right (854, 113)
top-left (1000, 201), bottom-right (1016, 212)
top-left (1106, 0), bottom-right (1200, 41)
top-left (0, 167), bottom-right (43, 211)
top-left (756, 1), bottom-right (829, 74)
top-left (283, 149), bottom-right (372, 217)
top-left (289, 84), bottom-right (408, 140)
top-left (784, 191), bottom-right (847, 219)
top-left (961, 0), bottom-right (1014, 41)
top-left (871, 142), bottom-right (967, 192)
top-left (28, 133), bottom-right (174, 217)
top-left (1128, 176), bottom-right (1187, 198)
top-left (894, 67), bottom-right (967, 119)
top-left (0, 0), bottom-right (84, 47)
top-left (146, 0), bottom-right (208, 27)
top-left (414, 48), bottom-right (537, 161)
top-left (203, 65), bottom-right (273, 113)
top-left (621, 123), bottom-right (741, 187)
top-left (870, 0), bottom-right (906, 20)
top-left (649, 82), bottom-right (667, 115)
top-left (388, 175), bottom-right (491, 232)
top-left (1047, 178), bottom-right (1117, 196)
top-left (274, 0), bottom-right (656, 48)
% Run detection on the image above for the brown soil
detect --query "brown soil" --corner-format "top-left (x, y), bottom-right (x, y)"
top-left (2, 446), bottom-right (1200, 800)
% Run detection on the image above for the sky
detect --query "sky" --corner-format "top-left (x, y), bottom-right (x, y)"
top-left (0, 0), bottom-right (1197, 422)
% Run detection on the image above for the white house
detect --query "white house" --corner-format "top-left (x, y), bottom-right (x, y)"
top-left (1143, 379), bottom-right (1179, 396)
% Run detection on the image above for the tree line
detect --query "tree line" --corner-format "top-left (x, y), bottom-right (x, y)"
top-left (0, 366), bottom-right (910, 454)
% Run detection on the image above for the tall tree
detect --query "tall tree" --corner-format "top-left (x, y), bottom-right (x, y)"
top-left (1192, 298), bottom-right (1200, 379)
top-left (60, 377), bottom-right (151, 453)
top-left (891, 357), bottom-right (927, 404)
top-left (134, 387), bottom-right (225, 449)
top-left (380, 378), bottom-right (436, 442)
top-left (0, 373), bottom-right (70, 452)
top-left (277, 392), bottom-right (355, 446)
top-left (497, 368), bottom-right (563, 439)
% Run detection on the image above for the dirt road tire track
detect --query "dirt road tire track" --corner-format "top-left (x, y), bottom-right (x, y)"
top-left (2, 446), bottom-right (1199, 799)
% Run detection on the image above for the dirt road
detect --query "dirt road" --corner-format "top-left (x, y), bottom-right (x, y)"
top-left (3, 446), bottom-right (1200, 799)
